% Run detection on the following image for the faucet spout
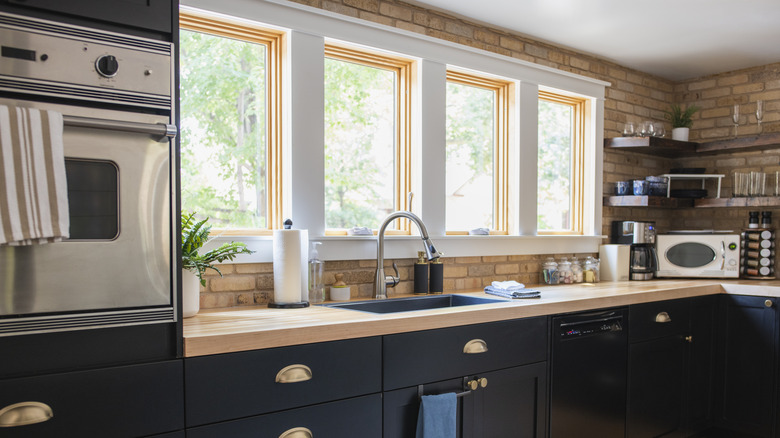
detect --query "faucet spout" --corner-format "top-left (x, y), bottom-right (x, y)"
top-left (375, 211), bottom-right (440, 299)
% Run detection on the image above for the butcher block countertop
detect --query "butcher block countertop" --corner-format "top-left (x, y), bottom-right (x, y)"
top-left (183, 279), bottom-right (780, 357)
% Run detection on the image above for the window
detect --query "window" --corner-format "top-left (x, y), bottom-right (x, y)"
top-left (537, 90), bottom-right (586, 234)
top-left (445, 71), bottom-right (510, 234)
top-left (179, 12), bottom-right (283, 231)
top-left (323, 44), bottom-right (412, 233)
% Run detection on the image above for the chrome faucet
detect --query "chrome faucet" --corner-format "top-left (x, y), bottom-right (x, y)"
top-left (375, 211), bottom-right (441, 299)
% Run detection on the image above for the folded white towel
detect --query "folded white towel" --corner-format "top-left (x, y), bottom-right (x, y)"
top-left (0, 105), bottom-right (69, 246)
top-left (491, 280), bottom-right (525, 291)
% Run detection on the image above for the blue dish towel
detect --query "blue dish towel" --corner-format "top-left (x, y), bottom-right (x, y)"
top-left (416, 393), bottom-right (457, 438)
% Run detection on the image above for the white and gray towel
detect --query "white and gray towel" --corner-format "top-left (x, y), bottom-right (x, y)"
top-left (0, 105), bottom-right (69, 246)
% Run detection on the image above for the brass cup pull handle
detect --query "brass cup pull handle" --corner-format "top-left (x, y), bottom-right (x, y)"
top-left (279, 427), bottom-right (312, 438)
top-left (275, 365), bottom-right (313, 383)
top-left (655, 311), bottom-right (672, 323)
top-left (463, 339), bottom-right (488, 354)
top-left (0, 402), bottom-right (53, 427)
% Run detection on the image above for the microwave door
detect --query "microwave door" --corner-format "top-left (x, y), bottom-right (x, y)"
top-left (665, 242), bottom-right (717, 269)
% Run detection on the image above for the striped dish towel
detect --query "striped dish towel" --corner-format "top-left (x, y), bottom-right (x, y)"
top-left (0, 105), bottom-right (69, 246)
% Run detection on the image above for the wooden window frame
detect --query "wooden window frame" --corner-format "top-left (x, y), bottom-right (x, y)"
top-left (445, 70), bottom-right (512, 235)
top-left (180, 11), bottom-right (284, 235)
top-left (323, 43), bottom-right (414, 236)
top-left (537, 90), bottom-right (586, 235)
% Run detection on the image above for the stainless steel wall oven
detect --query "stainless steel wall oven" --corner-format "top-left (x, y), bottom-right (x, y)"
top-left (0, 11), bottom-right (177, 353)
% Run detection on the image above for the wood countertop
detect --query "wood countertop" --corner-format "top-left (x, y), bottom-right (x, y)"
top-left (183, 279), bottom-right (780, 357)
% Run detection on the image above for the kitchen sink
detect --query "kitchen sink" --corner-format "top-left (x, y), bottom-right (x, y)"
top-left (323, 294), bottom-right (504, 314)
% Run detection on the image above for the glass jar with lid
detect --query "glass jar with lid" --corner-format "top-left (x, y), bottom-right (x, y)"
top-left (571, 257), bottom-right (584, 283)
top-left (541, 257), bottom-right (559, 285)
top-left (583, 256), bottom-right (600, 283)
top-left (558, 257), bottom-right (574, 284)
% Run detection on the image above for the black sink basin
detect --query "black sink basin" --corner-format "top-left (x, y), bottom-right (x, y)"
top-left (323, 294), bottom-right (504, 314)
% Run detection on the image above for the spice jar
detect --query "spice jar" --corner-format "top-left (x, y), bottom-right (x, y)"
top-left (571, 257), bottom-right (584, 283)
top-left (583, 256), bottom-right (600, 283)
top-left (541, 257), bottom-right (559, 285)
top-left (558, 257), bottom-right (574, 284)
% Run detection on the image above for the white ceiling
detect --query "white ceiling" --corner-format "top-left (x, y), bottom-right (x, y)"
top-left (407, 0), bottom-right (780, 81)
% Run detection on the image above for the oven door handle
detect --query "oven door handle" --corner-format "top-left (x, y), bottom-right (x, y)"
top-left (720, 241), bottom-right (726, 270)
top-left (63, 115), bottom-right (177, 142)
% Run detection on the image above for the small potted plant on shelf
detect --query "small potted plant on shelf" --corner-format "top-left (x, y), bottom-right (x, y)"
top-left (664, 103), bottom-right (700, 141)
top-left (181, 211), bottom-right (254, 317)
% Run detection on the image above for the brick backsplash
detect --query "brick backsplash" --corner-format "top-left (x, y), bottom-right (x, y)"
top-left (198, 253), bottom-right (596, 309)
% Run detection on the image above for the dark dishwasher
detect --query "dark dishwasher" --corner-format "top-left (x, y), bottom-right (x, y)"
top-left (550, 309), bottom-right (627, 438)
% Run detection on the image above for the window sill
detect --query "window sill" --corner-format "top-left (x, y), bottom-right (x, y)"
top-left (199, 233), bottom-right (607, 264)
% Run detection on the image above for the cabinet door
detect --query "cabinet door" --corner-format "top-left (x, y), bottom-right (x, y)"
top-left (383, 378), bottom-right (464, 438)
top-left (0, 360), bottom-right (183, 438)
top-left (627, 335), bottom-right (686, 438)
top-left (464, 362), bottom-right (548, 438)
top-left (715, 295), bottom-right (777, 437)
top-left (186, 394), bottom-right (381, 438)
top-left (686, 295), bottom-right (716, 434)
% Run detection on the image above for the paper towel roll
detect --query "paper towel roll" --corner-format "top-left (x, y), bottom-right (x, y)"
top-left (273, 229), bottom-right (309, 304)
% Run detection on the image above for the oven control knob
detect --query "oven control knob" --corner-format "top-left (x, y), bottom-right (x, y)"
top-left (95, 55), bottom-right (119, 78)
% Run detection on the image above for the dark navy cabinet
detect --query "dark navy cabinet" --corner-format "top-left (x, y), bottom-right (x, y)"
top-left (714, 295), bottom-right (778, 438)
top-left (383, 317), bottom-right (548, 438)
top-left (627, 297), bottom-right (717, 438)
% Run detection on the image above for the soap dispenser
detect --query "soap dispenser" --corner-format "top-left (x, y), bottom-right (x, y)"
top-left (414, 251), bottom-right (429, 295)
top-left (308, 242), bottom-right (324, 304)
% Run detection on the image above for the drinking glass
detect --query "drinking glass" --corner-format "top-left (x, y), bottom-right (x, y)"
top-left (654, 125), bottom-right (665, 138)
top-left (734, 172), bottom-right (749, 197)
top-left (756, 100), bottom-right (764, 135)
top-left (750, 171), bottom-right (766, 197)
top-left (623, 122), bottom-right (635, 137)
top-left (732, 104), bottom-right (740, 138)
top-left (775, 171), bottom-right (780, 197)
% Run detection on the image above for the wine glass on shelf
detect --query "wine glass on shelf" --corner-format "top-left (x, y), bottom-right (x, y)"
top-left (732, 104), bottom-right (740, 138)
top-left (756, 100), bottom-right (764, 135)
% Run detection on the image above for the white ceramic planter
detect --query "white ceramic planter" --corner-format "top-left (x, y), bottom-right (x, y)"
top-left (182, 269), bottom-right (201, 318)
top-left (671, 127), bottom-right (689, 141)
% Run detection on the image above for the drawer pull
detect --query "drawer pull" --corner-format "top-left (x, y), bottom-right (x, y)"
top-left (463, 339), bottom-right (488, 354)
top-left (275, 364), bottom-right (312, 383)
top-left (655, 312), bottom-right (672, 323)
top-left (279, 427), bottom-right (312, 438)
top-left (0, 402), bottom-right (53, 427)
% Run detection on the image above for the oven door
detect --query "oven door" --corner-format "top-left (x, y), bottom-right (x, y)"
top-left (0, 98), bottom-right (174, 335)
top-left (656, 235), bottom-right (738, 278)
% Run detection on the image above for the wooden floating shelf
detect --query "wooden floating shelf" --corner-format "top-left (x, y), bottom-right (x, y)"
top-left (604, 195), bottom-right (694, 208)
top-left (605, 133), bottom-right (780, 157)
top-left (606, 196), bottom-right (780, 208)
top-left (694, 197), bottom-right (780, 208)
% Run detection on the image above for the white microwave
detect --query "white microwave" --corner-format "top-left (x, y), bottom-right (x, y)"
top-left (656, 234), bottom-right (740, 278)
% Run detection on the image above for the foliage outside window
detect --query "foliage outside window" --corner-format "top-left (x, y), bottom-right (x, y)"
top-left (179, 12), bottom-right (283, 232)
top-left (537, 91), bottom-right (585, 234)
top-left (445, 71), bottom-right (510, 234)
top-left (323, 45), bottom-right (412, 233)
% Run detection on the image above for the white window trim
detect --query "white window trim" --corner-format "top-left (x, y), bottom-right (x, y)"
top-left (181, 0), bottom-right (609, 264)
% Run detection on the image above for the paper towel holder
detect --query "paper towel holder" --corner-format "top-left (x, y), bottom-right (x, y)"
top-left (269, 218), bottom-right (311, 309)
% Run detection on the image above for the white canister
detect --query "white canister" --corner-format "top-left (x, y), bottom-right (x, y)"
top-left (330, 286), bottom-right (351, 301)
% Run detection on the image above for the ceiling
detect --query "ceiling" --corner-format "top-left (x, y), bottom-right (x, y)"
top-left (407, 0), bottom-right (780, 81)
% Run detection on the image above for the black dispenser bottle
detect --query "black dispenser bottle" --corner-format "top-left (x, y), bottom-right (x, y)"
top-left (414, 251), bottom-right (429, 295)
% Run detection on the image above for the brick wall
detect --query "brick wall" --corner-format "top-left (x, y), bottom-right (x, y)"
top-left (194, 0), bottom-right (780, 309)
top-left (198, 253), bottom-right (595, 308)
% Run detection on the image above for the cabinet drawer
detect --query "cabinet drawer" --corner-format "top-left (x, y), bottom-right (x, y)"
top-left (0, 360), bottom-right (183, 438)
top-left (185, 337), bottom-right (381, 427)
top-left (186, 394), bottom-right (382, 438)
top-left (383, 317), bottom-right (547, 390)
top-left (630, 299), bottom-right (690, 342)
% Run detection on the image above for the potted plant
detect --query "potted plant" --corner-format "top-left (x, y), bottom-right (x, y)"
top-left (664, 103), bottom-right (700, 141)
top-left (181, 211), bottom-right (254, 317)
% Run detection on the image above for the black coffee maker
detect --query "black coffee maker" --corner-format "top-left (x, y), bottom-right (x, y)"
top-left (611, 221), bottom-right (658, 280)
